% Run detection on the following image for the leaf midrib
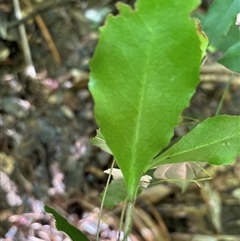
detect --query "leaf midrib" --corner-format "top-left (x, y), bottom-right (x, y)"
top-left (131, 21), bottom-right (153, 175)
top-left (149, 131), bottom-right (240, 167)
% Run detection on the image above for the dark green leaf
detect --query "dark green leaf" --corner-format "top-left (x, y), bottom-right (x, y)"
top-left (203, 0), bottom-right (239, 52)
top-left (45, 205), bottom-right (90, 241)
top-left (218, 41), bottom-right (240, 73)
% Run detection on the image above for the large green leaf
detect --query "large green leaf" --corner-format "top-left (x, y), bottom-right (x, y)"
top-left (203, 0), bottom-right (239, 53)
top-left (89, 0), bottom-right (201, 199)
top-left (148, 115), bottom-right (240, 168)
top-left (45, 205), bottom-right (90, 241)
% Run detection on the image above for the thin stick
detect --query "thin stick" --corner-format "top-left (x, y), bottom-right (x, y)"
top-left (22, 0), bottom-right (61, 66)
top-left (8, 0), bottom-right (73, 29)
top-left (117, 197), bottom-right (128, 241)
top-left (96, 159), bottom-right (115, 241)
top-left (180, 115), bottom-right (200, 123)
top-left (215, 73), bottom-right (235, 116)
top-left (13, 0), bottom-right (36, 78)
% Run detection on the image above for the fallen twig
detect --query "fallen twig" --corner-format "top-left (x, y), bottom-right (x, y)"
top-left (13, 0), bottom-right (36, 78)
top-left (8, 0), bottom-right (73, 29)
top-left (22, 0), bottom-right (61, 66)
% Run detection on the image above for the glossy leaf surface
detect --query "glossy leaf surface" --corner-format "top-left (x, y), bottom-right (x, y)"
top-left (89, 0), bottom-right (201, 199)
top-left (149, 115), bottom-right (240, 168)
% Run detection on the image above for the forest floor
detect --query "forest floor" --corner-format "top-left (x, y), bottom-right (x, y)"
top-left (0, 1), bottom-right (240, 241)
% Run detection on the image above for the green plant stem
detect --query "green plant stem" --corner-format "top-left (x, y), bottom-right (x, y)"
top-left (117, 197), bottom-right (128, 241)
top-left (215, 73), bottom-right (234, 116)
top-left (96, 159), bottom-right (115, 241)
top-left (123, 188), bottom-right (138, 241)
top-left (181, 115), bottom-right (199, 123)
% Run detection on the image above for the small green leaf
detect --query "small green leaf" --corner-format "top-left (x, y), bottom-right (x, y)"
top-left (203, 0), bottom-right (239, 52)
top-left (44, 205), bottom-right (90, 241)
top-left (101, 178), bottom-right (128, 209)
top-left (218, 41), bottom-right (240, 73)
top-left (89, 0), bottom-right (202, 200)
top-left (91, 129), bottom-right (112, 154)
top-left (149, 115), bottom-right (240, 168)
